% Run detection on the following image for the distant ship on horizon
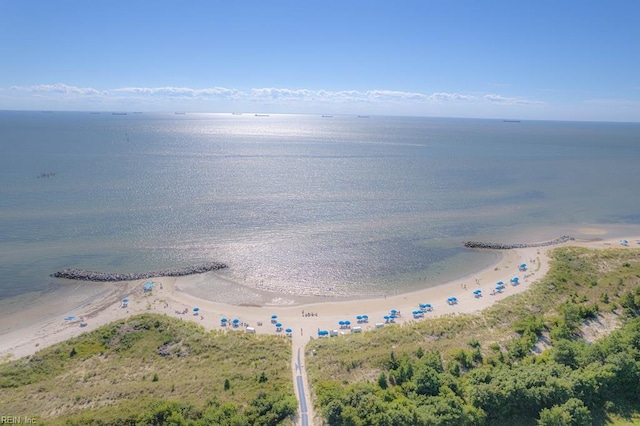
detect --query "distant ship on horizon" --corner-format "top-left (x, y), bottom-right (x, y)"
top-left (503, 119), bottom-right (521, 123)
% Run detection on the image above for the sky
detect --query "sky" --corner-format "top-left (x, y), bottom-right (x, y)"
top-left (1, 1), bottom-right (639, 121)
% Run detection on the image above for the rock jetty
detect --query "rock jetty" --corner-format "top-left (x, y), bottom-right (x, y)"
top-left (52, 262), bottom-right (227, 282)
top-left (464, 236), bottom-right (574, 250)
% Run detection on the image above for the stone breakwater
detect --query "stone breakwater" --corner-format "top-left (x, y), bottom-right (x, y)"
top-left (464, 236), bottom-right (574, 250)
top-left (52, 262), bottom-right (227, 282)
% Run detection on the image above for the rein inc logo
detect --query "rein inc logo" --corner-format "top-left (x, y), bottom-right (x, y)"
top-left (0, 416), bottom-right (37, 424)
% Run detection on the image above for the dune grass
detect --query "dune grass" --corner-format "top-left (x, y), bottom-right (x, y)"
top-left (0, 314), bottom-right (296, 425)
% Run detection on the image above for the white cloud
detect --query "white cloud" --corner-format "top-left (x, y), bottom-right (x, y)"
top-left (429, 92), bottom-right (475, 102)
top-left (244, 88), bottom-right (478, 104)
top-left (250, 87), bottom-right (313, 100)
top-left (10, 83), bottom-right (103, 97)
top-left (484, 93), bottom-right (543, 105)
top-left (112, 86), bottom-right (241, 99)
top-left (1, 83), bottom-right (549, 117)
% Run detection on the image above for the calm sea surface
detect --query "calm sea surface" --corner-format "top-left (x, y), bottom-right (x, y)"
top-left (1, 111), bottom-right (640, 300)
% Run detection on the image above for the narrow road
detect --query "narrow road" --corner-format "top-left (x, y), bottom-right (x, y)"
top-left (295, 356), bottom-right (308, 426)
top-left (292, 333), bottom-right (314, 425)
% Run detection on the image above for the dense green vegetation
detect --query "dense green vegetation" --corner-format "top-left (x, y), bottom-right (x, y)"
top-left (307, 247), bottom-right (640, 425)
top-left (0, 314), bottom-right (297, 425)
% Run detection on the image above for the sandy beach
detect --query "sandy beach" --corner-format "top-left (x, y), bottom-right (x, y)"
top-left (1, 232), bottom-right (638, 363)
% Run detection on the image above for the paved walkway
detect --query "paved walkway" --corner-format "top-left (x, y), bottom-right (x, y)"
top-left (291, 332), bottom-right (315, 425)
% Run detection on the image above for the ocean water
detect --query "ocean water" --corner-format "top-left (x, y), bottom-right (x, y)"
top-left (1, 111), bottom-right (640, 301)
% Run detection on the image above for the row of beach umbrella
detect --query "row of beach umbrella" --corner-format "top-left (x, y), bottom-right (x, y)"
top-left (356, 314), bottom-right (369, 323)
top-left (419, 303), bottom-right (433, 311)
top-left (113, 269), bottom-right (529, 336)
top-left (271, 315), bottom-right (293, 336)
top-left (338, 320), bottom-right (351, 328)
top-left (220, 317), bottom-right (241, 326)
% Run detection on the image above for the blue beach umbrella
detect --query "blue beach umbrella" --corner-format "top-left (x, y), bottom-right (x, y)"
top-left (285, 328), bottom-right (292, 333)
top-left (64, 315), bottom-right (75, 321)
top-left (221, 317), bottom-right (228, 322)
top-left (362, 314), bottom-right (368, 320)
top-left (497, 281), bottom-right (504, 285)
top-left (233, 318), bottom-right (240, 324)
top-left (271, 314), bottom-right (277, 319)
top-left (338, 320), bottom-right (345, 326)
top-left (193, 307), bottom-right (200, 312)
top-left (275, 322), bottom-right (282, 327)
top-left (122, 298), bottom-right (129, 303)
top-left (356, 315), bottom-right (362, 320)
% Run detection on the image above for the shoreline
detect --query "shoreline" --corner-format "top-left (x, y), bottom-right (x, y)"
top-left (0, 234), bottom-right (638, 362)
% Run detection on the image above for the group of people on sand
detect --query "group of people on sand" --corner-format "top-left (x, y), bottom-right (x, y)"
top-left (302, 310), bottom-right (318, 317)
